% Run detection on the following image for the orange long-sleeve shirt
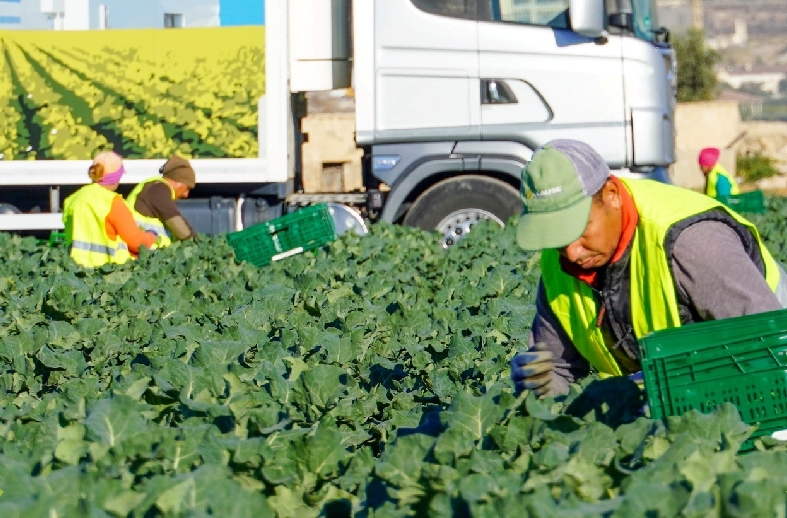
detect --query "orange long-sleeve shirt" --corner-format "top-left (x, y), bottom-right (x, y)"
top-left (105, 196), bottom-right (156, 254)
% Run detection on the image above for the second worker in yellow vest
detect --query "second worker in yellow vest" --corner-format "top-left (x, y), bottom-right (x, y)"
top-left (126, 155), bottom-right (198, 247)
top-left (510, 139), bottom-right (787, 397)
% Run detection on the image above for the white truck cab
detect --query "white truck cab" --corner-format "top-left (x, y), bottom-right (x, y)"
top-left (337, 0), bottom-right (676, 245)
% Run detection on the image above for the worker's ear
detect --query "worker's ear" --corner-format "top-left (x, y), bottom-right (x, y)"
top-left (601, 179), bottom-right (621, 210)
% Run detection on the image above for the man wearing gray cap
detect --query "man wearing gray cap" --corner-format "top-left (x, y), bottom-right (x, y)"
top-left (511, 139), bottom-right (787, 397)
top-left (126, 155), bottom-right (198, 247)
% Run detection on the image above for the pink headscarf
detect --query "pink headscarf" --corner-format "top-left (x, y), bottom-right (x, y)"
top-left (92, 151), bottom-right (125, 185)
top-left (698, 147), bottom-right (720, 168)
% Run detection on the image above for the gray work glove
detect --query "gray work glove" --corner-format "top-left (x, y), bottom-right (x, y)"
top-left (510, 342), bottom-right (555, 397)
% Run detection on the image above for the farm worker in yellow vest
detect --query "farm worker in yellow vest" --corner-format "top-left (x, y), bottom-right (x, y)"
top-left (62, 152), bottom-right (157, 268)
top-left (126, 155), bottom-right (197, 246)
top-left (509, 139), bottom-right (787, 397)
top-left (698, 147), bottom-right (740, 198)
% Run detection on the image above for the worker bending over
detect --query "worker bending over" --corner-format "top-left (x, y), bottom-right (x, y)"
top-left (511, 139), bottom-right (787, 397)
top-left (699, 147), bottom-right (739, 198)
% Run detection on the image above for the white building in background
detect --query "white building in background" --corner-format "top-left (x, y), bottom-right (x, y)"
top-left (717, 65), bottom-right (787, 97)
top-left (707, 19), bottom-right (749, 50)
top-left (3, 0), bottom-right (221, 30)
top-left (0, 0), bottom-right (50, 30)
top-left (0, 0), bottom-right (22, 28)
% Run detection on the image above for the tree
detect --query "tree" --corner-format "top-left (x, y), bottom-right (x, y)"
top-left (673, 28), bottom-right (720, 102)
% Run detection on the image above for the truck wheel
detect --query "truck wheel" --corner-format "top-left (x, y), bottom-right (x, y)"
top-left (403, 175), bottom-right (521, 248)
top-left (0, 203), bottom-right (21, 214)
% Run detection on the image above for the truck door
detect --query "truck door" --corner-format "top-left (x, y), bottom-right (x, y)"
top-left (477, 0), bottom-right (628, 167)
top-left (369, 0), bottom-right (481, 142)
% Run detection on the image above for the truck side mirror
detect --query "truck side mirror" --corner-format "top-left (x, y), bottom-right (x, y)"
top-left (653, 26), bottom-right (671, 44)
top-left (608, 12), bottom-right (634, 32)
top-left (569, 0), bottom-right (606, 38)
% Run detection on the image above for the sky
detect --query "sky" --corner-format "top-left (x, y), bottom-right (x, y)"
top-left (0, 0), bottom-right (265, 29)
top-left (220, 0), bottom-right (264, 26)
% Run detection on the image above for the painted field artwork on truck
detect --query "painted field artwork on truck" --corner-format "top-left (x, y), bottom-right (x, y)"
top-left (0, 26), bottom-right (264, 161)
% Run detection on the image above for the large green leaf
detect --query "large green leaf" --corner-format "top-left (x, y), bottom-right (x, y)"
top-left (84, 396), bottom-right (151, 450)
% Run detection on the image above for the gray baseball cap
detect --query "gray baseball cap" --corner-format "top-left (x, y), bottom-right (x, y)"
top-left (516, 139), bottom-right (610, 251)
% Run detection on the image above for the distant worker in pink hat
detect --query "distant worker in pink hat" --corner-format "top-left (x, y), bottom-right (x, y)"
top-left (699, 147), bottom-right (739, 198)
top-left (62, 151), bottom-right (157, 268)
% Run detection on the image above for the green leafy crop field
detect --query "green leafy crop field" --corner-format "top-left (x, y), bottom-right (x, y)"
top-left (2, 199), bottom-right (787, 516)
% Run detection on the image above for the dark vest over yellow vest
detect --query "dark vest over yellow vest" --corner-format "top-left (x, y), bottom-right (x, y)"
top-left (540, 178), bottom-right (779, 376)
top-left (126, 177), bottom-right (174, 248)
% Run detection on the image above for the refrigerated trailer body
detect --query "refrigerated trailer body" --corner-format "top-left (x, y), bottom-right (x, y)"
top-left (0, 0), bottom-right (676, 247)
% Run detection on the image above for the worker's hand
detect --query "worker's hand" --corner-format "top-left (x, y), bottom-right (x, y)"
top-left (153, 234), bottom-right (168, 249)
top-left (628, 371), bottom-right (649, 417)
top-left (511, 342), bottom-right (555, 397)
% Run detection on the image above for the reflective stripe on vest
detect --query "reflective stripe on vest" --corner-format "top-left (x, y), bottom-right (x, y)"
top-left (137, 220), bottom-right (168, 238)
top-left (541, 178), bottom-right (779, 376)
top-left (70, 240), bottom-right (129, 256)
top-left (706, 164), bottom-right (740, 197)
top-left (126, 177), bottom-right (174, 247)
top-left (62, 183), bottom-right (132, 268)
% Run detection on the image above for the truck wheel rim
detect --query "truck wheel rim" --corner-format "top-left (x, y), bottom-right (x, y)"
top-left (435, 209), bottom-right (504, 249)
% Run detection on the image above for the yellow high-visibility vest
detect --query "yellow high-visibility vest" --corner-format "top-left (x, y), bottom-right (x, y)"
top-left (62, 183), bottom-right (131, 268)
top-left (706, 164), bottom-right (740, 197)
top-left (541, 178), bottom-right (779, 376)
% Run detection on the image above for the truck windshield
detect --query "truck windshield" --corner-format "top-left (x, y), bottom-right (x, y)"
top-left (630, 0), bottom-right (658, 43)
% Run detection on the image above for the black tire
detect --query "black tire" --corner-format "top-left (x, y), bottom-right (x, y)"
top-left (403, 175), bottom-right (521, 246)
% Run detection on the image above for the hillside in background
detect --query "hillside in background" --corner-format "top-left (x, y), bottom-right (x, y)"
top-left (658, 0), bottom-right (787, 68)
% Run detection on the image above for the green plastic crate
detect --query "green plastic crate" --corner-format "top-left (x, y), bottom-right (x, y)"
top-left (640, 309), bottom-right (787, 450)
top-left (36, 231), bottom-right (66, 247)
top-left (226, 203), bottom-right (337, 267)
top-left (50, 231), bottom-right (66, 246)
top-left (715, 190), bottom-right (765, 214)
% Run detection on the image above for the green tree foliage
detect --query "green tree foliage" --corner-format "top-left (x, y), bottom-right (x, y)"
top-left (673, 28), bottom-right (720, 102)
top-left (738, 152), bottom-right (778, 182)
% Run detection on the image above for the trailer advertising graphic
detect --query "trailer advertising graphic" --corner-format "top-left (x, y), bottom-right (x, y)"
top-left (0, 26), bottom-right (265, 161)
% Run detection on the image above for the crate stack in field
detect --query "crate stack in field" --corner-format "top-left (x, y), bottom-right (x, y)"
top-left (301, 90), bottom-right (364, 193)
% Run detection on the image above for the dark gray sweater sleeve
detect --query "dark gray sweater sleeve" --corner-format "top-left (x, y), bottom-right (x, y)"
top-left (529, 278), bottom-right (591, 395)
top-left (670, 220), bottom-right (782, 319)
